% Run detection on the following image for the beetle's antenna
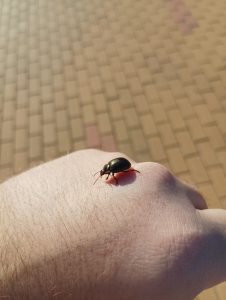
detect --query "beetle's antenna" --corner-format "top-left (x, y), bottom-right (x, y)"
top-left (93, 175), bottom-right (101, 185)
top-left (93, 170), bottom-right (100, 177)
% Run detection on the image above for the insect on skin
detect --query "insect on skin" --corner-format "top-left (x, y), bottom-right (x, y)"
top-left (93, 157), bottom-right (140, 185)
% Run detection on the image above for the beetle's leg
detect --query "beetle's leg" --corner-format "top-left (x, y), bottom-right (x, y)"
top-left (112, 173), bottom-right (118, 185)
top-left (122, 169), bottom-right (140, 173)
top-left (106, 173), bottom-right (110, 180)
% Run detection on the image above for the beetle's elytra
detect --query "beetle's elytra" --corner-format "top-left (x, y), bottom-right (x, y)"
top-left (93, 157), bottom-right (140, 185)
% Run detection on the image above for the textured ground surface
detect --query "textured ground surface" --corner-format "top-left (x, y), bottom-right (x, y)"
top-left (0, 0), bottom-right (226, 298)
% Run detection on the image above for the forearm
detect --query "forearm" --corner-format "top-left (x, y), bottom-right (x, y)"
top-left (0, 173), bottom-right (100, 299)
top-left (0, 169), bottom-right (132, 300)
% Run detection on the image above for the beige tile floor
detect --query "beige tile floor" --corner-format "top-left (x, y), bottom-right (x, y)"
top-left (0, 0), bottom-right (226, 298)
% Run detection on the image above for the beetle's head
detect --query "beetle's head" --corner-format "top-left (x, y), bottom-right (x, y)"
top-left (100, 164), bottom-right (108, 176)
top-left (93, 164), bottom-right (108, 185)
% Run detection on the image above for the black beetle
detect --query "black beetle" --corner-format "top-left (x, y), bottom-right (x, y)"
top-left (93, 157), bottom-right (140, 185)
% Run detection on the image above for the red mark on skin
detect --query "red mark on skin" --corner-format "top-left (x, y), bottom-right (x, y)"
top-left (167, 0), bottom-right (198, 34)
top-left (106, 168), bottom-right (139, 186)
top-left (85, 125), bottom-right (101, 148)
top-left (101, 135), bottom-right (117, 152)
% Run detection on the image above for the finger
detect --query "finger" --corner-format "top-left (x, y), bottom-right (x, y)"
top-left (198, 208), bottom-right (226, 287)
top-left (185, 186), bottom-right (208, 210)
top-left (200, 208), bottom-right (226, 233)
top-left (177, 178), bottom-right (208, 210)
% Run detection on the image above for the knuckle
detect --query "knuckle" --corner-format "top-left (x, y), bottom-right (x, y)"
top-left (147, 162), bottom-right (177, 190)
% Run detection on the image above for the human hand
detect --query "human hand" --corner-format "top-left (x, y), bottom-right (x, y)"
top-left (1, 149), bottom-right (226, 300)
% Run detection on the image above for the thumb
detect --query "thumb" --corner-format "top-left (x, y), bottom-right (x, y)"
top-left (202, 209), bottom-right (226, 233)
top-left (198, 208), bottom-right (226, 289)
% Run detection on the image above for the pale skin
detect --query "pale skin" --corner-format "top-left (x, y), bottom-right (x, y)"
top-left (0, 149), bottom-right (226, 300)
